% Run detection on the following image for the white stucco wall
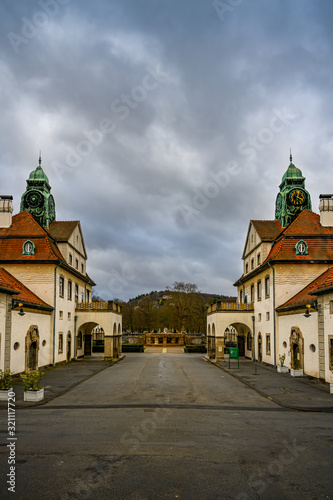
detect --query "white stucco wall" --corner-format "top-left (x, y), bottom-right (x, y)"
top-left (322, 291), bottom-right (333, 384)
top-left (0, 292), bottom-right (8, 371)
top-left (10, 310), bottom-right (52, 374)
top-left (277, 312), bottom-right (319, 377)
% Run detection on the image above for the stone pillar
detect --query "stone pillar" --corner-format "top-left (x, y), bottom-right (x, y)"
top-left (215, 336), bottom-right (225, 361)
top-left (104, 336), bottom-right (114, 361)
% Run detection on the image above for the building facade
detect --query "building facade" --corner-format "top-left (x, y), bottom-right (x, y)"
top-left (0, 159), bottom-right (122, 374)
top-left (207, 156), bottom-right (333, 386)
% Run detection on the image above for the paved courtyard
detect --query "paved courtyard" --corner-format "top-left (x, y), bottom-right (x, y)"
top-left (0, 353), bottom-right (332, 499)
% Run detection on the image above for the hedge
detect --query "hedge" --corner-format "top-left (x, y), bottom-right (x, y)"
top-left (184, 345), bottom-right (207, 353)
top-left (121, 344), bottom-right (144, 352)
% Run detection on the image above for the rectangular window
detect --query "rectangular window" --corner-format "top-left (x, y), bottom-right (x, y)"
top-left (58, 333), bottom-right (63, 353)
top-left (266, 311), bottom-right (270, 321)
top-left (81, 263), bottom-right (84, 273)
top-left (59, 276), bottom-right (64, 297)
top-left (258, 313), bottom-right (262, 322)
top-left (330, 301), bottom-right (333, 314)
top-left (251, 258), bottom-right (254, 270)
top-left (75, 284), bottom-right (79, 302)
top-left (265, 276), bottom-right (270, 297)
top-left (266, 334), bottom-right (271, 354)
top-left (257, 253), bottom-right (261, 265)
top-left (251, 284), bottom-right (255, 302)
top-left (59, 310), bottom-right (63, 319)
top-left (75, 259), bottom-right (78, 270)
top-left (257, 280), bottom-right (262, 301)
top-left (69, 253), bottom-right (72, 265)
top-left (68, 312), bottom-right (71, 320)
top-left (245, 263), bottom-right (248, 274)
top-left (68, 281), bottom-right (72, 301)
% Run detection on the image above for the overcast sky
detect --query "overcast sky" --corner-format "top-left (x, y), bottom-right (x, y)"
top-left (1, 0), bottom-right (332, 301)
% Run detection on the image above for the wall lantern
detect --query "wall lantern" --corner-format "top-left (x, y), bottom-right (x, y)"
top-left (12, 301), bottom-right (25, 316)
top-left (304, 302), bottom-right (317, 318)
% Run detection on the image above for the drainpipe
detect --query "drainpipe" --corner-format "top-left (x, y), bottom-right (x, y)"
top-left (53, 262), bottom-right (61, 367)
top-left (74, 315), bottom-right (77, 360)
top-left (267, 261), bottom-right (276, 368)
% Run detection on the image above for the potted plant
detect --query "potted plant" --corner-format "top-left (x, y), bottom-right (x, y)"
top-left (0, 369), bottom-right (13, 401)
top-left (290, 357), bottom-right (303, 377)
top-left (277, 354), bottom-right (289, 373)
top-left (20, 370), bottom-right (44, 401)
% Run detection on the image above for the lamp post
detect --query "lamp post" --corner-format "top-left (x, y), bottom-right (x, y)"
top-left (252, 315), bottom-right (257, 375)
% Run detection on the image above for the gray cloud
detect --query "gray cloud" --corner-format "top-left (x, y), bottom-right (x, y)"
top-left (0, 0), bottom-right (332, 300)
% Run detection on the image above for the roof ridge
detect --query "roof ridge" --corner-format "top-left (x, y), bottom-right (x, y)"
top-left (16, 210), bottom-right (50, 235)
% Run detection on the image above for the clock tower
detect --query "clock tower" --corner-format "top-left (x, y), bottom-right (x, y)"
top-left (275, 154), bottom-right (311, 227)
top-left (20, 155), bottom-right (56, 228)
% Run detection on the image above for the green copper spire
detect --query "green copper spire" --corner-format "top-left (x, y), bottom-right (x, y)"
top-left (275, 153), bottom-right (311, 227)
top-left (20, 154), bottom-right (56, 228)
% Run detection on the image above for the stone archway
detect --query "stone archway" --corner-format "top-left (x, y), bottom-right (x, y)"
top-left (227, 323), bottom-right (252, 357)
top-left (25, 326), bottom-right (40, 371)
top-left (289, 326), bottom-right (304, 370)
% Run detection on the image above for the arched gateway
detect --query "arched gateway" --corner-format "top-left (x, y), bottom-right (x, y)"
top-left (207, 302), bottom-right (254, 361)
top-left (75, 301), bottom-right (122, 360)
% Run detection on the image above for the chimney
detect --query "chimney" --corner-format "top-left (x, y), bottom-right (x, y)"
top-left (0, 196), bottom-right (13, 228)
top-left (319, 194), bottom-right (333, 227)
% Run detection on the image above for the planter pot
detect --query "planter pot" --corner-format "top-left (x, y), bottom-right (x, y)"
top-left (290, 368), bottom-right (303, 377)
top-left (277, 366), bottom-right (289, 374)
top-left (24, 388), bottom-right (44, 402)
top-left (330, 384), bottom-right (333, 395)
top-left (0, 389), bottom-right (12, 401)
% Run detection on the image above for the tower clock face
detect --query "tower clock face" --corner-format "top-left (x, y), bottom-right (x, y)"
top-left (276, 193), bottom-right (282, 211)
top-left (26, 190), bottom-right (43, 208)
top-left (289, 189), bottom-right (306, 206)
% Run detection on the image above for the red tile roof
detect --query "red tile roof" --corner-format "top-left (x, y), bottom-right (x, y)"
top-left (48, 221), bottom-right (80, 241)
top-left (264, 210), bottom-right (333, 263)
top-left (277, 266), bottom-right (333, 310)
top-left (251, 220), bottom-right (282, 240)
top-left (281, 209), bottom-right (333, 236)
top-left (236, 210), bottom-right (333, 286)
top-left (0, 268), bottom-right (53, 309)
top-left (0, 211), bottom-right (65, 262)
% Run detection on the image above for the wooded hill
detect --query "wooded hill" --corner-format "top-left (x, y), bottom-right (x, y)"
top-left (119, 282), bottom-right (236, 334)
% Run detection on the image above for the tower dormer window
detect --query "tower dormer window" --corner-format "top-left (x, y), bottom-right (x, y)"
top-left (22, 240), bottom-right (35, 255)
top-left (295, 240), bottom-right (308, 255)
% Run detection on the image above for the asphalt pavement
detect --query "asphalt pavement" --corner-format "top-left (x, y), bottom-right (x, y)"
top-left (1, 352), bottom-right (332, 412)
